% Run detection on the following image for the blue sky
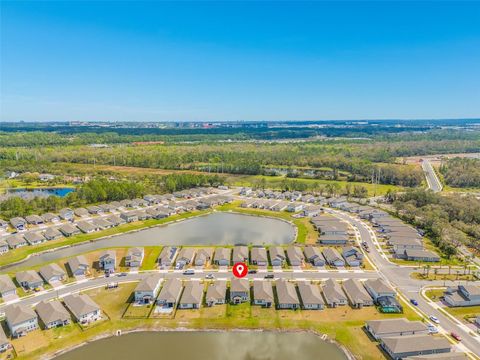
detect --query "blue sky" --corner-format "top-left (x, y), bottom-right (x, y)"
top-left (1, 1), bottom-right (479, 122)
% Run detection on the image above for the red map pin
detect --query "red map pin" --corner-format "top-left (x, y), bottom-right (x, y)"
top-left (232, 262), bottom-right (248, 278)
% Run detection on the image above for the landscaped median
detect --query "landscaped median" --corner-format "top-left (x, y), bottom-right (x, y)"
top-left (10, 282), bottom-right (421, 360)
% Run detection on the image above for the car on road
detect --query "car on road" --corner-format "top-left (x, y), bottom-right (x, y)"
top-left (248, 270), bottom-right (257, 274)
top-left (264, 274), bottom-right (274, 279)
top-left (183, 269), bottom-right (195, 275)
top-left (427, 324), bottom-right (439, 334)
top-left (117, 273), bottom-right (127, 277)
top-left (410, 299), bottom-right (418, 306)
top-left (429, 315), bottom-right (440, 324)
top-left (450, 332), bottom-right (461, 341)
top-left (205, 274), bottom-right (214, 279)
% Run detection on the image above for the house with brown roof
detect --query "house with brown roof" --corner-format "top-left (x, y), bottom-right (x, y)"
top-left (205, 281), bottom-right (227, 306)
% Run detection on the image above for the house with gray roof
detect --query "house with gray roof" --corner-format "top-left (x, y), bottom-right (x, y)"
top-left (39, 263), bottom-right (66, 284)
top-left (91, 217), bottom-right (113, 230)
top-left (251, 247), bottom-right (268, 266)
top-left (298, 281), bottom-right (324, 310)
top-left (10, 217), bottom-right (27, 231)
top-left (286, 246), bottom-right (304, 267)
top-left (342, 279), bottom-right (373, 308)
top-left (322, 248), bottom-right (345, 267)
top-left (67, 255), bottom-right (89, 276)
top-left (134, 275), bottom-right (162, 304)
top-left (43, 227), bottom-right (63, 241)
top-left (105, 214), bottom-right (125, 226)
top-left (76, 221), bottom-right (98, 234)
top-left (176, 247), bottom-right (196, 268)
top-left (230, 278), bottom-right (249, 304)
top-left (195, 248), bottom-right (213, 267)
top-left (205, 281), bottom-right (227, 306)
top-left (269, 246), bottom-right (286, 267)
top-left (399, 249), bottom-right (441, 262)
top-left (0, 239), bottom-right (9, 255)
top-left (16, 270), bottom-right (44, 290)
top-left (364, 278), bottom-right (396, 301)
top-left (156, 278), bottom-right (183, 308)
top-left (342, 246), bottom-right (364, 267)
top-left (126, 247), bottom-right (144, 268)
top-left (253, 281), bottom-right (274, 308)
top-left (179, 282), bottom-right (204, 309)
top-left (365, 318), bottom-right (429, 340)
top-left (0, 219), bottom-right (8, 230)
top-left (6, 234), bottom-right (27, 249)
top-left (87, 205), bottom-right (102, 215)
top-left (63, 294), bottom-right (101, 324)
top-left (35, 300), bottom-right (71, 329)
top-left (232, 246), bottom-right (249, 264)
top-left (213, 247), bottom-right (231, 266)
top-left (0, 274), bottom-right (17, 298)
top-left (323, 279), bottom-right (347, 307)
top-left (405, 354), bottom-right (467, 360)
top-left (99, 250), bottom-right (116, 272)
top-left (5, 304), bottom-right (38, 337)
top-left (59, 223), bottom-right (80, 237)
top-left (0, 325), bottom-right (9, 352)
top-left (74, 208), bottom-right (89, 218)
top-left (304, 246), bottom-right (325, 267)
top-left (25, 215), bottom-right (44, 225)
top-left (276, 279), bottom-right (300, 309)
top-left (59, 208), bottom-right (74, 221)
top-left (381, 334), bottom-right (451, 359)
top-left (24, 232), bottom-right (45, 245)
top-left (158, 246), bottom-right (178, 267)
top-left (444, 285), bottom-right (480, 307)
top-left (120, 211), bottom-right (138, 223)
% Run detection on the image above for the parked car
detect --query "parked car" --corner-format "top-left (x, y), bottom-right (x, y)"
top-left (410, 299), bottom-right (418, 306)
top-left (427, 324), bottom-right (439, 334)
top-left (117, 273), bottom-right (127, 277)
top-left (264, 274), bottom-right (274, 279)
top-left (183, 269), bottom-right (195, 275)
top-left (205, 274), bottom-right (214, 279)
top-left (429, 315), bottom-right (440, 324)
top-left (248, 270), bottom-right (257, 274)
top-left (450, 332), bottom-right (461, 341)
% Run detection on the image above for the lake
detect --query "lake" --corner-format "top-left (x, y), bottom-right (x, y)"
top-left (4, 212), bottom-right (296, 270)
top-left (6, 187), bottom-right (74, 198)
top-left (54, 331), bottom-right (348, 360)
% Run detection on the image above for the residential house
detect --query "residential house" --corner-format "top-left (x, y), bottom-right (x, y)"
top-left (381, 335), bottom-right (451, 360)
top-left (444, 285), bottom-right (480, 307)
top-left (322, 248), bottom-right (345, 267)
top-left (194, 248), bottom-right (213, 267)
top-left (59, 208), bottom-right (74, 221)
top-left (156, 278), bottom-right (183, 308)
top-left (213, 247), bottom-right (231, 266)
top-left (105, 214), bottom-right (126, 226)
top-left (275, 279), bottom-right (300, 309)
top-left (250, 247), bottom-right (268, 266)
top-left (287, 203), bottom-right (303, 212)
top-left (322, 279), bottom-right (347, 307)
top-left (0, 274), bottom-right (17, 298)
top-left (35, 300), bottom-right (71, 329)
top-left (176, 248), bottom-right (196, 268)
top-left (269, 246), bottom-right (286, 267)
top-left (120, 211), bottom-right (138, 223)
top-left (205, 281), bottom-right (227, 306)
top-left (232, 246), bottom-right (249, 264)
top-left (342, 279), bottom-right (373, 308)
top-left (74, 208), bottom-right (89, 218)
top-left (6, 235), bottom-right (27, 249)
top-left (405, 354), bottom-right (467, 360)
top-left (0, 239), bottom-right (9, 254)
top-left (342, 246), bottom-right (364, 267)
top-left (43, 227), bottom-right (63, 241)
top-left (298, 281), bottom-right (324, 310)
top-left (397, 249), bottom-right (440, 262)
top-left (39, 263), bottom-right (66, 284)
top-left (304, 246), bottom-right (325, 267)
top-left (0, 219), bottom-right (8, 231)
top-left (318, 234), bottom-right (349, 245)
top-left (388, 238), bottom-right (424, 252)
top-left (76, 221), bottom-right (98, 234)
top-left (302, 205), bottom-right (322, 217)
top-left (286, 246), bottom-right (304, 266)
top-left (230, 278), bottom-right (249, 304)
top-left (125, 247), bottom-right (144, 268)
top-left (10, 217), bottom-right (27, 231)
top-left (91, 218), bottom-right (113, 230)
top-left (99, 250), bottom-right (116, 272)
top-left (158, 246), bottom-right (178, 268)
top-left (24, 232), bottom-right (45, 245)
top-left (253, 281), bottom-right (274, 308)
top-left (63, 294), bottom-right (101, 324)
top-left (58, 224), bottom-right (80, 237)
top-left (25, 215), bottom-right (44, 225)
top-left (67, 255), bottom-right (89, 276)
top-left (179, 282), bottom-right (204, 309)
top-left (134, 275), bottom-right (162, 304)
top-left (364, 278), bottom-right (396, 301)
top-left (0, 326), bottom-right (9, 353)
top-left (5, 304), bottom-right (39, 337)
top-left (16, 270), bottom-right (44, 290)
top-left (86, 205), bottom-right (102, 215)
top-left (365, 318), bottom-right (429, 340)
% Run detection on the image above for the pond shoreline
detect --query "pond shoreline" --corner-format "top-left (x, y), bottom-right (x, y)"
top-left (44, 327), bottom-right (355, 360)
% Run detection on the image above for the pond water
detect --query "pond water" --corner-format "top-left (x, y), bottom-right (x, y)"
top-left (4, 212), bottom-right (296, 270)
top-left (54, 331), bottom-right (348, 360)
top-left (6, 187), bottom-right (74, 198)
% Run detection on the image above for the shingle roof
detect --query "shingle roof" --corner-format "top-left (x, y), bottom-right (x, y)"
top-left (253, 281), bottom-right (274, 303)
top-left (0, 274), bottom-right (16, 294)
top-left (35, 300), bottom-right (70, 325)
top-left (16, 270), bottom-right (43, 285)
top-left (230, 278), bottom-right (249, 293)
top-left (366, 318), bottom-right (428, 336)
top-left (276, 279), bottom-right (300, 305)
top-left (135, 275), bottom-right (161, 292)
top-left (39, 263), bottom-right (66, 281)
top-left (5, 304), bottom-right (37, 326)
top-left (205, 281), bottom-right (227, 302)
top-left (158, 278), bottom-right (183, 302)
top-left (381, 334), bottom-right (450, 354)
top-left (180, 282), bottom-right (204, 305)
top-left (63, 294), bottom-right (100, 318)
top-left (297, 281), bottom-right (324, 305)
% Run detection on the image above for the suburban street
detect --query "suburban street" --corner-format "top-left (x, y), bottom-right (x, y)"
top-left (422, 159), bottom-right (443, 192)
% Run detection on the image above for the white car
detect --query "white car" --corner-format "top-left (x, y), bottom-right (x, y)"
top-left (429, 315), bottom-right (440, 324)
top-left (427, 324), bottom-right (439, 334)
top-left (205, 274), bottom-right (215, 279)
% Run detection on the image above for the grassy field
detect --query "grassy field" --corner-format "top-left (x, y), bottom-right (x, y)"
top-left (225, 174), bottom-right (402, 196)
top-left (12, 282), bottom-right (422, 360)
top-left (0, 210), bottom-right (211, 268)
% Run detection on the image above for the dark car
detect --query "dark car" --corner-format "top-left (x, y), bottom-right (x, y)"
top-left (410, 299), bottom-right (418, 306)
top-left (248, 270), bottom-right (257, 274)
top-left (451, 332), bottom-right (461, 341)
top-left (264, 274), bottom-right (274, 279)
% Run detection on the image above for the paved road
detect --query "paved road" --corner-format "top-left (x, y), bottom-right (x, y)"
top-left (422, 159), bottom-right (443, 192)
top-left (330, 209), bottom-right (480, 357)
